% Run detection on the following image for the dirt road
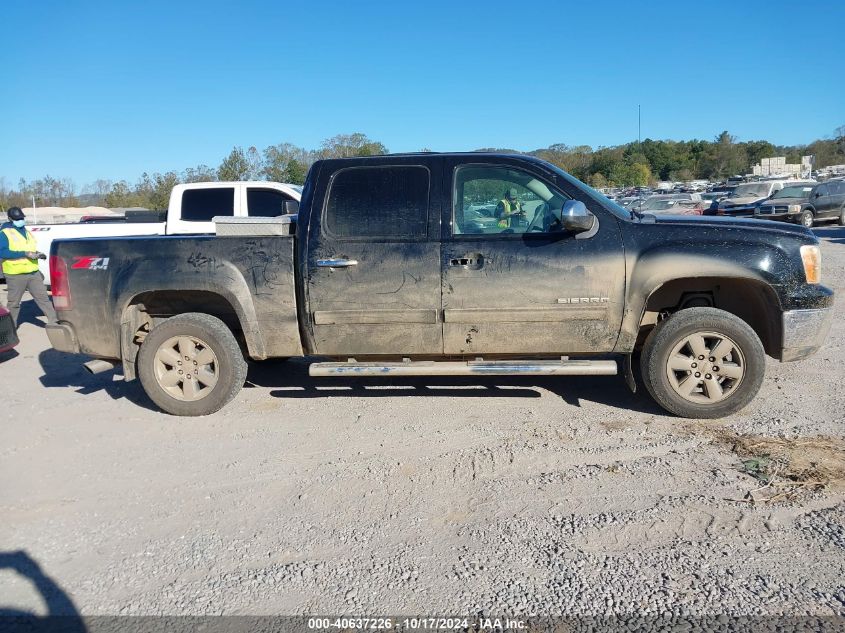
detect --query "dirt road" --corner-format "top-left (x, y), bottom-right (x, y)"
top-left (1, 227), bottom-right (844, 617)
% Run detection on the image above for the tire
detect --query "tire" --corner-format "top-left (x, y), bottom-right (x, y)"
top-left (838, 205), bottom-right (845, 226)
top-left (798, 209), bottom-right (814, 228)
top-left (640, 307), bottom-right (765, 419)
top-left (137, 313), bottom-right (247, 416)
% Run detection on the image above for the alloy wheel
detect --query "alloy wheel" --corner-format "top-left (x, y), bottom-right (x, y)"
top-left (665, 331), bottom-right (745, 404)
top-left (153, 335), bottom-right (219, 401)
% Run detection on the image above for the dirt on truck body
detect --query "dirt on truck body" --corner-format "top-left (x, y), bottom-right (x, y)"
top-left (46, 153), bottom-right (833, 418)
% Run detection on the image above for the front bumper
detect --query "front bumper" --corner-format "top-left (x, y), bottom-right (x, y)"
top-left (781, 307), bottom-right (834, 361)
top-left (46, 322), bottom-right (80, 354)
top-left (754, 213), bottom-right (794, 222)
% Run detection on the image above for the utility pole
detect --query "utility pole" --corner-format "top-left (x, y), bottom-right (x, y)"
top-left (638, 104), bottom-right (641, 148)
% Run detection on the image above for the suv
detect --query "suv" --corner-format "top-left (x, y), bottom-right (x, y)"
top-left (801, 180), bottom-right (845, 227)
top-left (755, 182), bottom-right (815, 226)
top-left (757, 180), bottom-right (845, 227)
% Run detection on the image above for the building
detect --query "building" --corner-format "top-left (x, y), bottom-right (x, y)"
top-left (751, 156), bottom-right (813, 179)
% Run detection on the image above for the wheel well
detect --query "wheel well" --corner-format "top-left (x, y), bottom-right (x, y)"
top-left (120, 291), bottom-right (246, 379)
top-left (638, 277), bottom-right (782, 357)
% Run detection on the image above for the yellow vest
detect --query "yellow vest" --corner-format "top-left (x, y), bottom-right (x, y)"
top-left (2, 227), bottom-right (40, 275)
top-left (497, 199), bottom-right (521, 228)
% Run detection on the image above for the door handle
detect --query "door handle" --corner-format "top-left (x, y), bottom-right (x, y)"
top-left (449, 253), bottom-right (484, 269)
top-left (316, 258), bottom-right (358, 268)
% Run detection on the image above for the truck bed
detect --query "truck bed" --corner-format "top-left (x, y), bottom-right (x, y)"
top-left (50, 234), bottom-right (302, 360)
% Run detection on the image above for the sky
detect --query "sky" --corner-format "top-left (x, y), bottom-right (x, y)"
top-left (1, 0), bottom-right (844, 188)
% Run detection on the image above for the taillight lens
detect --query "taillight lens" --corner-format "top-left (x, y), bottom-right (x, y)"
top-left (800, 245), bottom-right (821, 284)
top-left (49, 256), bottom-right (72, 310)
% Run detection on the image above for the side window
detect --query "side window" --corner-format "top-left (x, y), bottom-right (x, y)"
top-left (453, 165), bottom-right (570, 236)
top-left (247, 188), bottom-right (294, 217)
top-left (181, 187), bottom-right (235, 222)
top-left (325, 166), bottom-right (429, 239)
top-left (830, 182), bottom-right (845, 195)
top-left (813, 185), bottom-right (828, 199)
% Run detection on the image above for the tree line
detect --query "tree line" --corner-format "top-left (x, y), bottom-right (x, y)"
top-left (1, 127), bottom-right (843, 211)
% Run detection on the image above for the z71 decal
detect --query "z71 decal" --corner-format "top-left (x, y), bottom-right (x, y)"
top-left (71, 256), bottom-right (110, 270)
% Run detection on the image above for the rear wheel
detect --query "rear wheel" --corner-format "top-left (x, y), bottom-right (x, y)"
top-left (798, 209), bottom-right (814, 228)
top-left (838, 205), bottom-right (845, 226)
top-left (138, 313), bottom-right (247, 416)
top-left (641, 308), bottom-right (765, 419)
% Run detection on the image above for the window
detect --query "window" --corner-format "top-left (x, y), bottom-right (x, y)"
top-left (181, 187), bottom-right (235, 222)
top-left (325, 166), bottom-right (429, 239)
top-left (828, 181), bottom-right (845, 195)
top-left (247, 188), bottom-right (294, 217)
top-left (453, 165), bottom-right (570, 235)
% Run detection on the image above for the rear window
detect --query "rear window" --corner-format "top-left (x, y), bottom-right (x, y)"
top-left (247, 188), bottom-right (294, 217)
top-left (181, 187), bottom-right (235, 222)
top-left (325, 166), bottom-right (429, 239)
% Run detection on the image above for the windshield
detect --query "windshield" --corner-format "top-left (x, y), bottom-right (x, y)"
top-left (640, 198), bottom-right (679, 211)
top-left (772, 185), bottom-right (813, 199)
top-left (731, 183), bottom-right (771, 198)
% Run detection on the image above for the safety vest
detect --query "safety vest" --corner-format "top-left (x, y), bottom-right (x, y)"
top-left (497, 199), bottom-right (521, 228)
top-left (2, 227), bottom-right (40, 275)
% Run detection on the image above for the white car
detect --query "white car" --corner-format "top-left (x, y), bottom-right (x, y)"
top-left (27, 181), bottom-right (301, 284)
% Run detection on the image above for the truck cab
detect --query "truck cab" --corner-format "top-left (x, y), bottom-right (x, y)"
top-left (165, 181), bottom-right (302, 234)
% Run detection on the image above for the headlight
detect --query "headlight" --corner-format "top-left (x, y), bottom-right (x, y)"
top-left (800, 244), bottom-right (821, 284)
top-left (788, 204), bottom-right (802, 213)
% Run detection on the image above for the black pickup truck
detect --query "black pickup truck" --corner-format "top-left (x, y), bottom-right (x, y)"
top-left (46, 153), bottom-right (834, 418)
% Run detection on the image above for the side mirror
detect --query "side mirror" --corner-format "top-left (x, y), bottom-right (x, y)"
top-left (284, 200), bottom-right (300, 215)
top-left (561, 200), bottom-right (595, 233)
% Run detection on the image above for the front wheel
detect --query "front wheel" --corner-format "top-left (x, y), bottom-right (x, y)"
top-left (641, 308), bottom-right (765, 419)
top-left (798, 209), bottom-right (814, 228)
top-left (137, 313), bottom-right (247, 416)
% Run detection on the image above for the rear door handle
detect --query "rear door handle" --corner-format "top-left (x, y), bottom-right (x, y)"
top-left (316, 258), bottom-right (358, 268)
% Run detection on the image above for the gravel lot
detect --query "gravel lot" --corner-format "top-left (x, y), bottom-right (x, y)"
top-left (1, 227), bottom-right (844, 617)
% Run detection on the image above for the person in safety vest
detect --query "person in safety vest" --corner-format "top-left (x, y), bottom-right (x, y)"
top-left (1, 207), bottom-right (56, 326)
top-left (495, 187), bottom-right (525, 229)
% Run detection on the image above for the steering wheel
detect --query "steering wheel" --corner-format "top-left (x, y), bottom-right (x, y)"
top-left (527, 202), bottom-right (549, 232)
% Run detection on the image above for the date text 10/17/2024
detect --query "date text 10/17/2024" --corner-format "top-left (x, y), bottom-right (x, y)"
top-left (307, 617), bottom-right (527, 630)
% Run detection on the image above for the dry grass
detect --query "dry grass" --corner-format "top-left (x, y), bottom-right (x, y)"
top-left (708, 429), bottom-right (845, 503)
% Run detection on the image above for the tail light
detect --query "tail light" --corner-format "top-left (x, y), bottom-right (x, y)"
top-left (50, 255), bottom-right (72, 310)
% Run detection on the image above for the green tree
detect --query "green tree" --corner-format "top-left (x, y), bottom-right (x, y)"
top-left (263, 142), bottom-right (312, 183)
top-left (149, 171), bottom-right (180, 210)
top-left (319, 133), bottom-right (387, 158)
top-left (217, 147), bottom-right (252, 181)
top-left (182, 164), bottom-right (216, 183)
top-left (590, 173), bottom-right (608, 189)
top-left (285, 158), bottom-right (308, 185)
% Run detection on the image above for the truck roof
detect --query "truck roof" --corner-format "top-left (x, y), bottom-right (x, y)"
top-left (313, 152), bottom-right (552, 167)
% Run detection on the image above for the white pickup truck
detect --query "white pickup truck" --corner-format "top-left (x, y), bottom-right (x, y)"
top-left (27, 181), bottom-right (301, 284)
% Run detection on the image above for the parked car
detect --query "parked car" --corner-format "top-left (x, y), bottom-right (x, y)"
top-left (27, 181), bottom-right (301, 284)
top-left (639, 196), bottom-right (705, 215)
top-left (713, 181), bottom-right (791, 217)
top-left (0, 306), bottom-right (19, 354)
top-left (639, 193), bottom-right (702, 212)
top-left (46, 153), bottom-right (833, 420)
top-left (754, 182), bottom-right (818, 226)
top-left (791, 180), bottom-right (845, 227)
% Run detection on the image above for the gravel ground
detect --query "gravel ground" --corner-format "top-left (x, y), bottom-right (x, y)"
top-left (1, 226), bottom-right (844, 617)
